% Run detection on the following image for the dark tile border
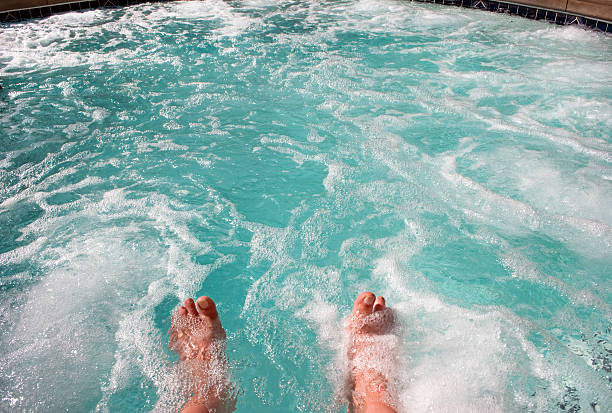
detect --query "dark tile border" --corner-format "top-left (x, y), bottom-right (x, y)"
top-left (0, 0), bottom-right (173, 23)
top-left (416, 0), bottom-right (611, 33)
top-left (0, 0), bottom-right (610, 33)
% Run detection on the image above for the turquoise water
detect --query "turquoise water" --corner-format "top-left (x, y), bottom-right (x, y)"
top-left (0, 0), bottom-right (611, 411)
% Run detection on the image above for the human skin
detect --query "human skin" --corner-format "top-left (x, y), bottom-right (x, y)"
top-left (169, 293), bottom-right (398, 413)
top-left (169, 296), bottom-right (231, 413)
top-left (346, 291), bottom-right (398, 413)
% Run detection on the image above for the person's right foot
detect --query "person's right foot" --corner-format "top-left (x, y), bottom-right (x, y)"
top-left (346, 292), bottom-right (399, 413)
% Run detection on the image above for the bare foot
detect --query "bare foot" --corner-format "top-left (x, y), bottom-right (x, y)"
top-left (169, 296), bottom-right (234, 413)
top-left (346, 292), bottom-right (399, 413)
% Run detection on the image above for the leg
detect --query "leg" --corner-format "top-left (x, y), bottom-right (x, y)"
top-left (181, 402), bottom-right (210, 413)
top-left (347, 292), bottom-right (399, 413)
top-left (169, 296), bottom-right (235, 413)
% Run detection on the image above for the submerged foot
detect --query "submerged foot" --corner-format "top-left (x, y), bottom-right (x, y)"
top-left (169, 296), bottom-right (234, 413)
top-left (346, 292), bottom-right (398, 413)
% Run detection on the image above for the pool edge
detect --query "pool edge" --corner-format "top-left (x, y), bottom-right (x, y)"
top-left (0, 0), bottom-right (610, 34)
top-left (413, 0), bottom-right (611, 33)
top-left (0, 0), bottom-right (175, 23)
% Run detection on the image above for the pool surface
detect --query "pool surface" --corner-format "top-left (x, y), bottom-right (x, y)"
top-left (1, 1), bottom-right (611, 412)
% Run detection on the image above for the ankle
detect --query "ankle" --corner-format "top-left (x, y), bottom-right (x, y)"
top-left (182, 399), bottom-right (210, 413)
top-left (363, 400), bottom-right (398, 413)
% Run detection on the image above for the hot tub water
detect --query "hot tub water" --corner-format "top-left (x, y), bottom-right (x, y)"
top-left (0, 1), bottom-right (610, 411)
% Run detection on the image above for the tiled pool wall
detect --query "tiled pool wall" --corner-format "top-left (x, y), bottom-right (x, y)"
top-left (415, 0), bottom-right (611, 32)
top-left (0, 0), bottom-right (173, 22)
top-left (0, 0), bottom-right (611, 31)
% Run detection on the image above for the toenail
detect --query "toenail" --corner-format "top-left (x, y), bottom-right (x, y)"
top-left (198, 300), bottom-right (210, 310)
top-left (364, 295), bottom-right (374, 305)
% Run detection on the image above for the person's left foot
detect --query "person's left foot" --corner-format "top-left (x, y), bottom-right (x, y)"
top-left (170, 296), bottom-right (226, 361)
top-left (169, 296), bottom-right (233, 412)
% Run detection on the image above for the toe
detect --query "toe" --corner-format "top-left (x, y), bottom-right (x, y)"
top-left (184, 298), bottom-right (198, 316)
top-left (196, 296), bottom-right (219, 320)
top-left (178, 306), bottom-right (188, 317)
top-left (353, 291), bottom-right (375, 316)
top-left (373, 296), bottom-right (386, 312)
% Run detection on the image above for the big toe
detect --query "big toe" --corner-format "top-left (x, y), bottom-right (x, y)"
top-left (353, 291), bottom-right (376, 316)
top-left (196, 296), bottom-right (219, 320)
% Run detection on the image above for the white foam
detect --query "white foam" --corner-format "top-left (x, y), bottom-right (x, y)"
top-left (323, 161), bottom-right (346, 194)
top-left (500, 243), bottom-right (609, 310)
top-left (0, 2), bottom-right (260, 76)
top-left (137, 139), bottom-right (189, 153)
top-left (0, 226), bottom-right (166, 411)
top-left (453, 143), bottom-right (612, 258)
top-left (370, 254), bottom-right (558, 412)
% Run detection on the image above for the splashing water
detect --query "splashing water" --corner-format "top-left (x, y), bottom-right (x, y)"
top-left (0, 1), bottom-right (610, 412)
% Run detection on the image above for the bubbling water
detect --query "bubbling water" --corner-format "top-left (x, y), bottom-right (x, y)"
top-left (1, 0), bottom-right (611, 412)
top-left (346, 309), bottom-right (401, 411)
